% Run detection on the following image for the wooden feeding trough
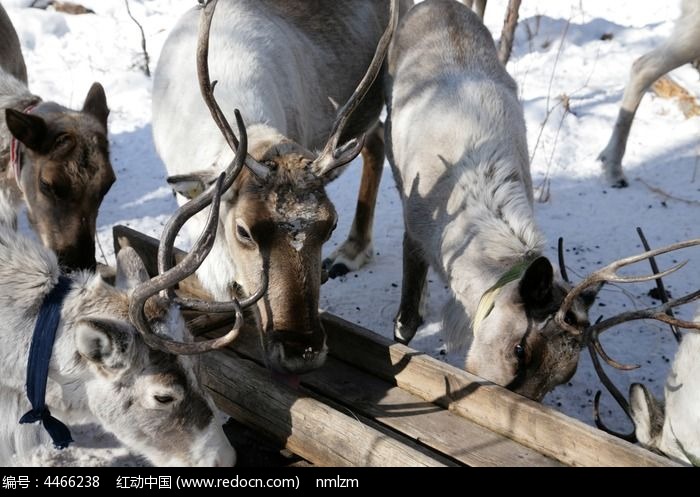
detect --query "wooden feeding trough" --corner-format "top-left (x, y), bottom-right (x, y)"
top-left (112, 225), bottom-right (676, 467)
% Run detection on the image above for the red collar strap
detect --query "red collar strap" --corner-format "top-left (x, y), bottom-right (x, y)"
top-left (9, 103), bottom-right (39, 193)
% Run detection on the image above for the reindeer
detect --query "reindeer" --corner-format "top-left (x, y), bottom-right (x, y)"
top-left (0, 4), bottom-right (113, 271)
top-left (384, 0), bottom-right (597, 401)
top-left (630, 328), bottom-right (700, 465)
top-left (0, 105), bottom-right (258, 466)
top-left (598, 0), bottom-right (700, 187)
top-left (152, 0), bottom-right (408, 374)
top-left (555, 236), bottom-right (700, 465)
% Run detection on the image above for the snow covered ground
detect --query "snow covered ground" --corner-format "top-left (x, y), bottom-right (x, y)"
top-left (3, 0), bottom-right (699, 466)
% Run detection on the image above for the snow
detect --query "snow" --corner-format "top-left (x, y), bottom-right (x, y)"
top-left (4, 0), bottom-right (699, 466)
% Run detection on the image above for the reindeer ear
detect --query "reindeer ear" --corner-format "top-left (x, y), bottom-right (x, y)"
top-left (115, 246), bottom-right (149, 290)
top-left (167, 172), bottom-right (218, 200)
top-left (5, 109), bottom-right (48, 152)
top-left (82, 82), bottom-right (109, 130)
top-left (519, 257), bottom-right (554, 308)
top-left (75, 318), bottom-right (133, 371)
top-left (629, 383), bottom-right (664, 447)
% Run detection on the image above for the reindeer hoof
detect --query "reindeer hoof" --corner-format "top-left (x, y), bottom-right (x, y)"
top-left (328, 263), bottom-right (350, 279)
top-left (611, 178), bottom-right (629, 188)
top-left (394, 320), bottom-right (417, 345)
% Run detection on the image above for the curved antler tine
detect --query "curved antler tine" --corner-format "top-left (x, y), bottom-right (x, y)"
top-left (313, 0), bottom-right (398, 177)
top-left (591, 329), bottom-right (640, 371)
top-left (556, 238), bottom-right (700, 335)
top-left (168, 266), bottom-right (268, 313)
top-left (157, 109), bottom-right (249, 300)
top-left (636, 227), bottom-right (682, 343)
top-left (587, 341), bottom-right (638, 443)
top-left (593, 391), bottom-right (637, 443)
top-left (558, 237), bottom-right (570, 283)
top-left (197, 0), bottom-right (270, 180)
top-left (607, 239), bottom-right (700, 271)
top-left (130, 175), bottom-right (237, 355)
top-left (609, 260), bottom-right (688, 284)
top-left (237, 269), bottom-right (268, 308)
top-left (589, 289), bottom-right (700, 339)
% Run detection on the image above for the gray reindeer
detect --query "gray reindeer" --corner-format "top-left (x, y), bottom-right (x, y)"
top-left (384, 0), bottom-right (596, 400)
top-left (0, 188), bottom-right (236, 466)
top-left (0, 4), bottom-right (113, 270)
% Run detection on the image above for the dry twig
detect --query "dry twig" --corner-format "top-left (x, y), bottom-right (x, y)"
top-left (124, 0), bottom-right (150, 77)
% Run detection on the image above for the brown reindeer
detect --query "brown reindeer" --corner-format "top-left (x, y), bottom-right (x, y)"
top-left (0, 4), bottom-right (113, 270)
top-left (152, 0), bottom-right (402, 374)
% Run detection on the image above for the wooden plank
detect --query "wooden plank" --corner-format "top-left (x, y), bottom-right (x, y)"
top-left (221, 325), bottom-right (560, 467)
top-left (320, 312), bottom-right (678, 467)
top-left (305, 357), bottom-right (561, 467)
top-left (201, 349), bottom-right (450, 467)
top-left (112, 225), bottom-right (677, 467)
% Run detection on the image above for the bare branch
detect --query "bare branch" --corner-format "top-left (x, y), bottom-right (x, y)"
top-left (498, 0), bottom-right (522, 65)
top-left (124, 0), bottom-right (150, 77)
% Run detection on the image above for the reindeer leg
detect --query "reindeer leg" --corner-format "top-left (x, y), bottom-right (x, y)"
top-left (394, 233), bottom-right (429, 345)
top-left (598, 34), bottom-right (700, 188)
top-left (324, 122), bottom-right (384, 278)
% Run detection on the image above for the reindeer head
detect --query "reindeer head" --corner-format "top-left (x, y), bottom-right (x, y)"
top-left (164, 0), bottom-right (398, 374)
top-left (73, 247), bottom-right (235, 467)
top-left (5, 83), bottom-right (113, 271)
top-left (463, 252), bottom-right (596, 401)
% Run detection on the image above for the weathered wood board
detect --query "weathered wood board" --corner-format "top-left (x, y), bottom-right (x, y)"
top-left (113, 225), bottom-right (678, 467)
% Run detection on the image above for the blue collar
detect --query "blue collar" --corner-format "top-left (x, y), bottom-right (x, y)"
top-left (19, 275), bottom-right (74, 449)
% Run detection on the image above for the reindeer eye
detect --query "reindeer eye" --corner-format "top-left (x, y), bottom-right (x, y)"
top-left (564, 311), bottom-right (576, 326)
top-left (154, 395), bottom-right (174, 405)
top-left (39, 178), bottom-right (52, 196)
top-left (514, 344), bottom-right (526, 360)
top-left (236, 224), bottom-right (252, 242)
top-left (39, 177), bottom-right (68, 200)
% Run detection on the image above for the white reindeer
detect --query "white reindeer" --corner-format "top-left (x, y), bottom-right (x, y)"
top-left (153, 0), bottom-right (409, 374)
top-left (630, 324), bottom-right (700, 465)
top-left (0, 178), bottom-right (237, 466)
top-left (598, 0), bottom-right (700, 187)
top-left (385, 0), bottom-right (596, 400)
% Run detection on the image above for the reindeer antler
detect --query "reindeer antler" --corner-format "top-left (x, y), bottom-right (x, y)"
top-left (555, 238), bottom-right (700, 336)
top-left (311, 0), bottom-right (399, 177)
top-left (196, 0), bottom-right (270, 180)
top-left (561, 235), bottom-right (700, 441)
top-left (128, 1), bottom-right (272, 355)
top-left (129, 174), bottom-right (246, 355)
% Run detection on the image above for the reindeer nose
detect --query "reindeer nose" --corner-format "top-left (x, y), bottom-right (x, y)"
top-left (266, 328), bottom-right (327, 374)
